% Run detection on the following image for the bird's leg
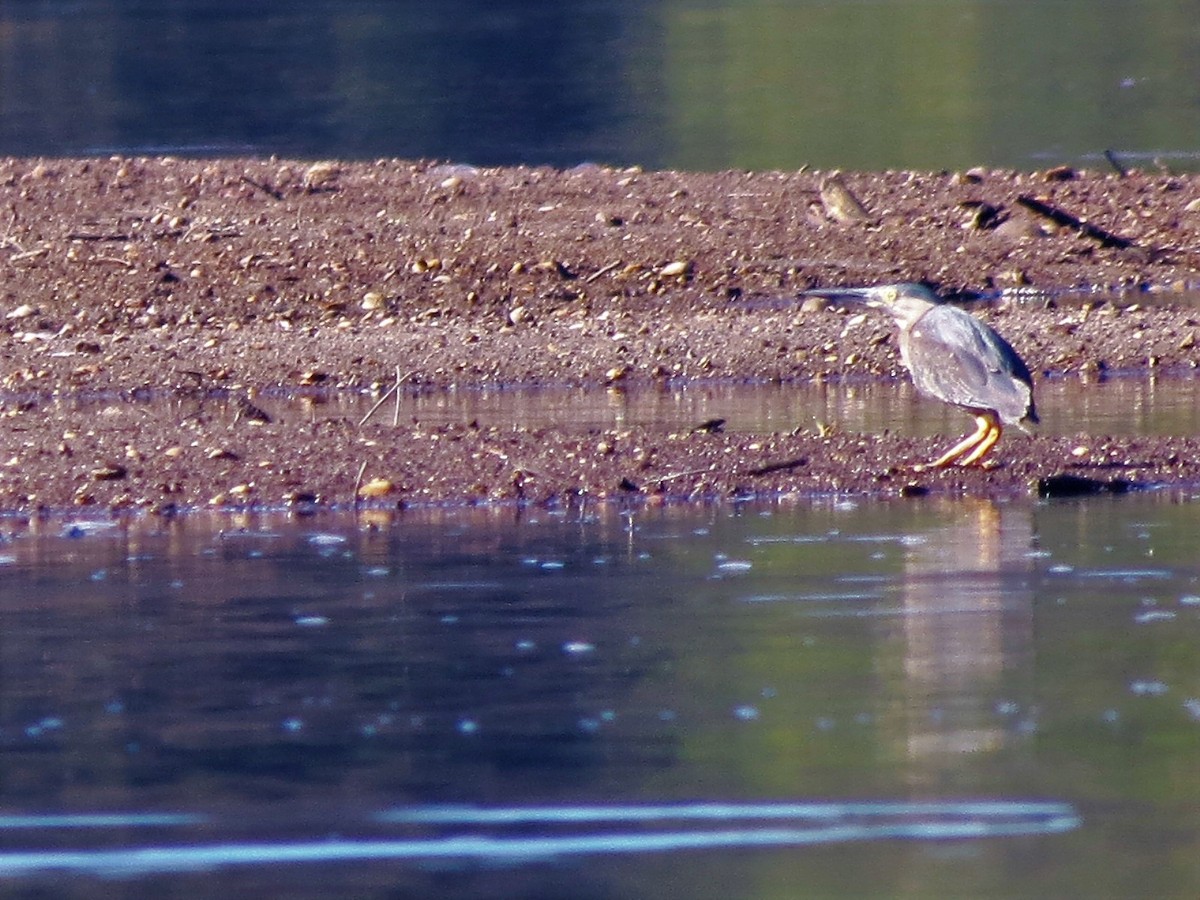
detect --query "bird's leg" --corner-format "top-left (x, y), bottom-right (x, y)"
top-left (927, 414), bottom-right (991, 468)
top-left (956, 416), bottom-right (1003, 466)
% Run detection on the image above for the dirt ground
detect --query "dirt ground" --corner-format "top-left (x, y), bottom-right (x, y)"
top-left (2, 156), bottom-right (1200, 514)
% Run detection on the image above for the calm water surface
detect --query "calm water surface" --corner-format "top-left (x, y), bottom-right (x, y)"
top-left (50, 371), bottom-right (1200, 443)
top-left (2, 495), bottom-right (1200, 895)
top-left (2, 0), bottom-right (1198, 171)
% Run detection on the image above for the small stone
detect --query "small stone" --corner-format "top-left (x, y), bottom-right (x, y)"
top-left (5, 304), bottom-right (35, 320)
top-left (361, 291), bottom-right (385, 311)
top-left (91, 464), bottom-right (127, 481)
top-left (302, 161), bottom-right (340, 190)
top-left (508, 305), bottom-right (531, 326)
top-left (659, 260), bottom-right (691, 278)
top-left (358, 478), bottom-right (395, 498)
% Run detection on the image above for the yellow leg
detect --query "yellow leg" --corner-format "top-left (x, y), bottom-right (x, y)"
top-left (957, 418), bottom-right (1003, 466)
top-left (928, 415), bottom-right (990, 468)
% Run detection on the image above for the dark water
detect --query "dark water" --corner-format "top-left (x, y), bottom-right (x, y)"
top-left (2, 0), bottom-right (1199, 171)
top-left (2, 496), bottom-right (1200, 895)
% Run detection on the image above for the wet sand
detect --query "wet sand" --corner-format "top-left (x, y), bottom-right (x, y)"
top-left (2, 156), bottom-right (1199, 513)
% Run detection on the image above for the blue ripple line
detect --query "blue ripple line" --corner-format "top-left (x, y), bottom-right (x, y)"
top-left (0, 818), bottom-right (1081, 876)
top-left (0, 814), bottom-right (205, 830)
top-left (378, 800), bottom-right (1077, 825)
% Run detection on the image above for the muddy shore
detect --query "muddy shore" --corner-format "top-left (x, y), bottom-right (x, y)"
top-left (2, 156), bottom-right (1200, 514)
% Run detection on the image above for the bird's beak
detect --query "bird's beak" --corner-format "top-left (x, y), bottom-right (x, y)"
top-left (802, 287), bottom-right (882, 309)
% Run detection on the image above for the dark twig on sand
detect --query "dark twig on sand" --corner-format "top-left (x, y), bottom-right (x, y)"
top-left (352, 459), bottom-right (368, 509)
top-left (239, 175), bottom-right (284, 201)
top-left (1015, 195), bottom-right (1135, 249)
top-left (1103, 149), bottom-right (1129, 178)
top-left (743, 457), bottom-right (808, 477)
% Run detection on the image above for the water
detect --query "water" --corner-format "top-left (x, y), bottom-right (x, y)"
top-left (42, 371), bottom-right (1200, 444)
top-left (2, 496), bottom-right (1200, 895)
top-left (2, 0), bottom-right (1199, 171)
top-left (4, 3), bottom-right (1200, 893)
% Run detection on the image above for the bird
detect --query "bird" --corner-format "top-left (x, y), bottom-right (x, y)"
top-left (806, 283), bottom-right (1038, 467)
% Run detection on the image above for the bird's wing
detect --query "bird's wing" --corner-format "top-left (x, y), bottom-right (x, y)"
top-left (904, 306), bottom-right (1035, 423)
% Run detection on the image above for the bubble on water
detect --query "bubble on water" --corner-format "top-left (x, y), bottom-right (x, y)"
top-left (563, 641), bottom-right (595, 655)
top-left (282, 718), bottom-right (304, 733)
top-left (307, 533), bottom-right (348, 546)
top-left (540, 560), bottom-right (565, 571)
top-left (295, 615), bottom-right (328, 627)
top-left (62, 521), bottom-right (119, 539)
top-left (1183, 699), bottom-right (1200, 721)
top-left (457, 718), bottom-right (479, 735)
top-left (717, 560), bottom-right (753, 574)
top-left (1130, 680), bottom-right (1169, 696)
top-left (1180, 595), bottom-right (1200, 606)
top-left (1134, 611), bottom-right (1176, 624)
top-left (733, 705), bottom-right (760, 721)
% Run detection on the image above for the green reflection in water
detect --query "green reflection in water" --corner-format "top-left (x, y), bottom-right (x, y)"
top-left (631, 493), bottom-right (1200, 897)
top-left (663, 0), bottom-right (1200, 171)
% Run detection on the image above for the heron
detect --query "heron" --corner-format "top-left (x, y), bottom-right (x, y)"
top-left (807, 283), bottom-right (1038, 467)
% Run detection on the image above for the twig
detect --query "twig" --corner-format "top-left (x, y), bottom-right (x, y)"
top-left (352, 459), bottom-right (368, 510)
top-left (743, 457), bottom-right (808, 477)
top-left (1103, 149), bottom-right (1129, 178)
top-left (585, 260), bottom-right (622, 283)
top-left (66, 233), bottom-right (130, 242)
top-left (1015, 195), bottom-right (1135, 250)
top-left (393, 366), bottom-right (402, 427)
top-left (358, 369), bottom-right (414, 427)
top-left (653, 467), bottom-right (712, 482)
top-left (240, 175), bottom-right (284, 201)
top-left (93, 255), bottom-right (136, 268)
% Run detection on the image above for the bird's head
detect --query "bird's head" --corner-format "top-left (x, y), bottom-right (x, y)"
top-left (805, 283), bottom-right (940, 328)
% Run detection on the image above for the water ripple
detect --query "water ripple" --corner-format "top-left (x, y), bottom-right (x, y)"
top-left (0, 801), bottom-right (1079, 876)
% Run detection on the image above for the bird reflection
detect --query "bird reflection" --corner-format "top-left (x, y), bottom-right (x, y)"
top-left (888, 500), bottom-right (1035, 764)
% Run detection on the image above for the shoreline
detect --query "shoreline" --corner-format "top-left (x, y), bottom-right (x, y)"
top-left (2, 157), bottom-right (1199, 514)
